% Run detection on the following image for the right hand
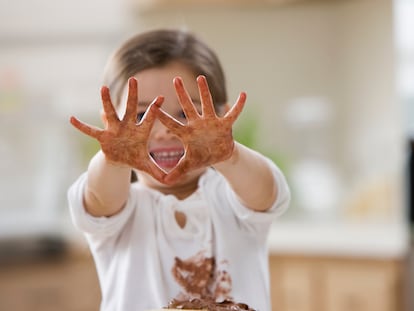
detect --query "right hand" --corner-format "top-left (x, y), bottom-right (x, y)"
top-left (69, 77), bottom-right (167, 183)
top-left (155, 76), bottom-right (246, 184)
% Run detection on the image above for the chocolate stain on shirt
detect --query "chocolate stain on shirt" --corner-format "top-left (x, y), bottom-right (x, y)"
top-left (172, 251), bottom-right (232, 301)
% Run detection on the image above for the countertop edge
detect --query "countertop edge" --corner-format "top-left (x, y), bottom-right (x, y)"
top-left (267, 221), bottom-right (411, 259)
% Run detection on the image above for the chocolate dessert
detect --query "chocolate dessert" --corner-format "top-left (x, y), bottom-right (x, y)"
top-left (165, 298), bottom-right (256, 311)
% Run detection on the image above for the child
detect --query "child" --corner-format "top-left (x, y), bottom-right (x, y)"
top-left (68, 29), bottom-right (290, 311)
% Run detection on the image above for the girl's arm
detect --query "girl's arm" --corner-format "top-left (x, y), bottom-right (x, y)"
top-left (83, 151), bottom-right (131, 216)
top-left (156, 76), bottom-right (283, 212)
top-left (70, 78), bottom-right (165, 217)
top-left (213, 142), bottom-right (277, 212)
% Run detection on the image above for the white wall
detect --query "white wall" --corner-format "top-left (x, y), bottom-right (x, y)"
top-left (0, 0), bottom-right (406, 238)
top-left (0, 0), bottom-right (130, 237)
top-left (130, 0), bottom-right (405, 221)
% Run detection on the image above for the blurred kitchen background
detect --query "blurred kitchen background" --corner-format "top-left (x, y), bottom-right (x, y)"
top-left (0, 0), bottom-right (413, 310)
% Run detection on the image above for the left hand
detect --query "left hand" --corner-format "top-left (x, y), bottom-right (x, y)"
top-left (70, 78), bottom-right (167, 183)
top-left (155, 75), bottom-right (246, 184)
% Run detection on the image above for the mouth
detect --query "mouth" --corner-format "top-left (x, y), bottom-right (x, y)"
top-left (149, 148), bottom-right (185, 170)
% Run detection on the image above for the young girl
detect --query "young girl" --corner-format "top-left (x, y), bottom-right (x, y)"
top-left (68, 29), bottom-right (290, 311)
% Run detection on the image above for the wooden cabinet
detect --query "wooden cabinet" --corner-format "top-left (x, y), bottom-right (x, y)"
top-left (269, 255), bottom-right (405, 311)
top-left (0, 249), bottom-right (101, 311)
top-left (324, 262), bottom-right (397, 311)
top-left (0, 247), bottom-right (406, 311)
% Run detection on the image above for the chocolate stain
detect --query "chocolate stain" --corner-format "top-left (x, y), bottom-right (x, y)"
top-left (171, 251), bottom-right (232, 302)
top-left (166, 297), bottom-right (256, 311)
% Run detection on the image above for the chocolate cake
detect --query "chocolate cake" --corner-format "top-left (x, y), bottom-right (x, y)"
top-left (165, 298), bottom-right (256, 311)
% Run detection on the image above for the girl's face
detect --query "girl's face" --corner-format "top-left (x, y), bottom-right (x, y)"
top-left (118, 61), bottom-right (206, 192)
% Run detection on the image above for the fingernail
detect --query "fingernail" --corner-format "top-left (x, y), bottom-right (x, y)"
top-left (101, 86), bottom-right (109, 97)
top-left (174, 77), bottom-right (183, 86)
top-left (152, 96), bottom-right (163, 107)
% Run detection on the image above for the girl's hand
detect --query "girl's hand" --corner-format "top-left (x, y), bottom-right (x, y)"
top-left (156, 75), bottom-right (246, 184)
top-left (69, 77), bottom-right (167, 183)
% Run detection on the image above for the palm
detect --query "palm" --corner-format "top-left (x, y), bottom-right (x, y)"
top-left (70, 78), bottom-right (166, 183)
top-left (156, 76), bottom-right (246, 184)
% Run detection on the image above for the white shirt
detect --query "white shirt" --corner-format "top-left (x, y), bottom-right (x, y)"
top-left (68, 162), bottom-right (290, 311)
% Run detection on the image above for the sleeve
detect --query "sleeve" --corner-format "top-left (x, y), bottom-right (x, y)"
top-left (218, 156), bottom-right (290, 224)
top-left (67, 172), bottom-right (138, 239)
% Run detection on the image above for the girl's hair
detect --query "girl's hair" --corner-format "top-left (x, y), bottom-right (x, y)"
top-left (103, 29), bottom-right (228, 109)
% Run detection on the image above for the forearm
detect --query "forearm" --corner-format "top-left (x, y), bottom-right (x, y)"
top-left (213, 142), bottom-right (278, 212)
top-left (84, 150), bottom-right (132, 217)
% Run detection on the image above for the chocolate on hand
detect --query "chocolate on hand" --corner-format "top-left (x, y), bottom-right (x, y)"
top-left (69, 77), bottom-right (167, 183)
top-left (156, 76), bottom-right (246, 184)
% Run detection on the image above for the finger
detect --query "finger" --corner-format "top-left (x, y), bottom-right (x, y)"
top-left (139, 96), bottom-right (164, 131)
top-left (124, 77), bottom-right (139, 122)
top-left (140, 96), bottom-right (163, 123)
top-left (146, 158), bottom-right (168, 183)
top-left (131, 155), bottom-right (167, 184)
top-left (155, 108), bottom-right (186, 135)
top-left (163, 156), bottom-right (190, 184)
top-left (197, 75), bottom-right (216, 118)
top-left (70, 116), bottom-right (103, 139)
top-left (174, 77), bottom-right (199, 120)
top-left (101, 86), bottom-right (120, 123)
top-left (224, 92), bottom-right (246, 123)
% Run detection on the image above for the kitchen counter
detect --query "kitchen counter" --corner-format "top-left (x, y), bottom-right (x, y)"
top-left (267, 220), bottom-right (411, 259)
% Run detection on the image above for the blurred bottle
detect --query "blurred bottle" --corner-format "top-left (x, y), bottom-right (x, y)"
top-left (284, 96), bottom-right (342, 221)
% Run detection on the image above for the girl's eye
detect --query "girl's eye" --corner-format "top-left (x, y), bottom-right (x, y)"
top-left (136, 112), bottom-right (146, 121)
top-left (178, 110), bottom-right (186, 120)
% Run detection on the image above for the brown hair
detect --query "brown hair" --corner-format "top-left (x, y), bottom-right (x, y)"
top-left (103, 29), bottom-right (228, 109)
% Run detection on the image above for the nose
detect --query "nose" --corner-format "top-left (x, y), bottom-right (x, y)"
top-left (151, 119), bottom-right (172, 140)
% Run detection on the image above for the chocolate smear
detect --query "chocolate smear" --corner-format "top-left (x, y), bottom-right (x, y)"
top-left (166, 298), bottom-right (256, 311)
